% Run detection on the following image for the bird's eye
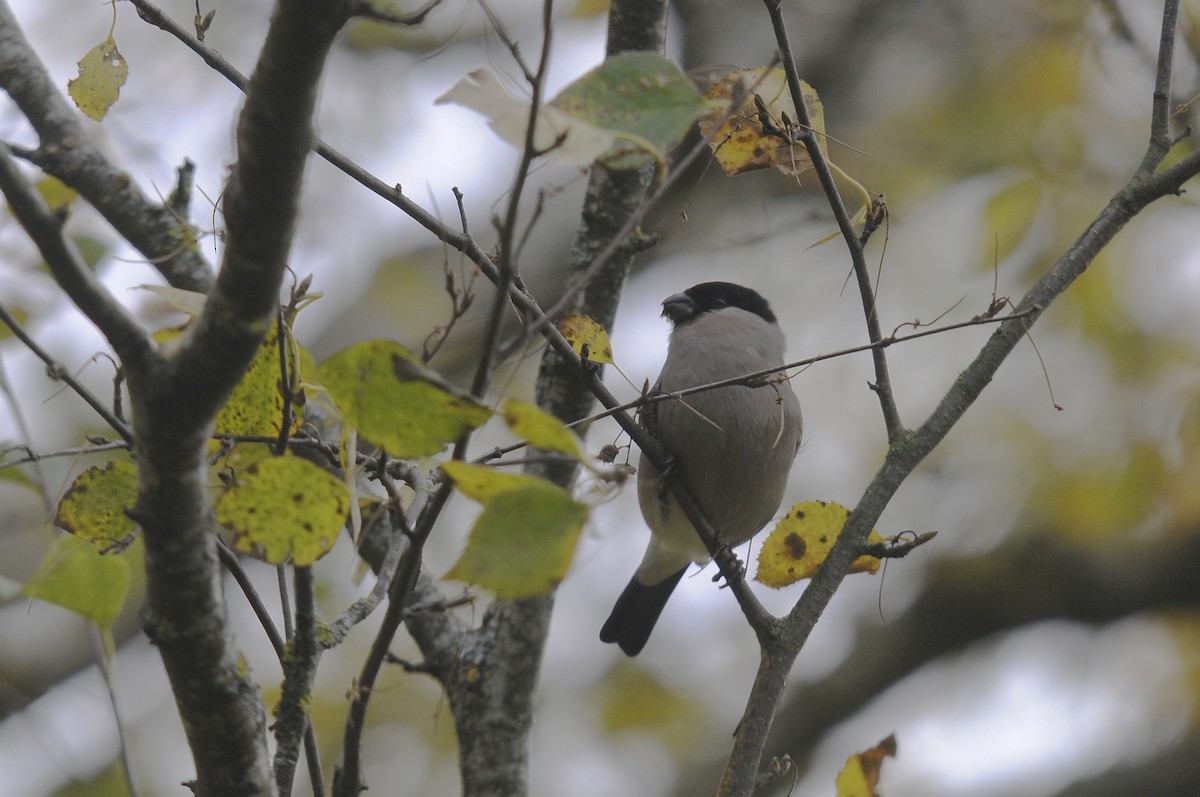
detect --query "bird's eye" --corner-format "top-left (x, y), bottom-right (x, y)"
top-left (712, 298), bottom-right (728, 309)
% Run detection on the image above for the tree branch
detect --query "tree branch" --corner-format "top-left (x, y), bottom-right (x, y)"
top-left (715, 2), bottom-right (1200, 793)
top-left (0, 146), bottom-right (152, 375)
top-left (761, 0), bottom-right (903, 440)
top-left (118, 1), bottom-right (353, 794)
top-left (0, 300), bottom-right (135, 444)
top-left (125, 0), bottom-right (496, 277)
top-left (274, 566), bottom-right (322, 795)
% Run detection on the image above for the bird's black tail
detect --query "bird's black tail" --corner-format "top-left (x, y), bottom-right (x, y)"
top-left (599, 567), bottom-right (688, 656)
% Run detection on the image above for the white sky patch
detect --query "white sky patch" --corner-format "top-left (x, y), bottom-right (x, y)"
top-left (798, 618), bottom-right (1190, 797)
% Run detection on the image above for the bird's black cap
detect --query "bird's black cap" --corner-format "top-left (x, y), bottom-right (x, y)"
top-left (661, 282), bottom-right (777, 326)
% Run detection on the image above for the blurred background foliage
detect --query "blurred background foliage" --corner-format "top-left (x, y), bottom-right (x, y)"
top-left (1, 0), bottom-right (1199, 796)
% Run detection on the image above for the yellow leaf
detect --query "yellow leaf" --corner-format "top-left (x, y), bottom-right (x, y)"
top-left (572, 0), bottom-right (609, 17)
top-left (317, 339), bottom-right (492, 458)
top-left (68, 35), bottom-right (128, 122)
top-left (981, 176), bottom-right (1043, 269)
top-left (216, 456), bottom-right (349, 566)
top-left (755, 500), bottom-right (883, 588)
top-left (596, 665), bottom-right (708, 753)
top-left (55, 461), bottom-right (139, 544)
top-left (24, 535), bottom-right (131, 628)
top-left (558, 314), bottom-right (614, 364)
top-left (1031, 445), bottom-right (1164, 543)
top-left (501, 399), bottom-right (584, 460)
top-left (441, 460), bottom-right (549, 502)
top-left (35, 176), bottom-right (78, 213)
top-left (835, 735), bottom-right (897, 797)
top-left (0, 305), bottom-right (29, 340)
top-left (698, 67), bottom-right (825, 178)
top-left (216, 323), bottom-right (307, 438)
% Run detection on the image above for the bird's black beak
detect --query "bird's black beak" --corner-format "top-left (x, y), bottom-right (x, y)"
top-left (661, 292), bottom-right (696, 325)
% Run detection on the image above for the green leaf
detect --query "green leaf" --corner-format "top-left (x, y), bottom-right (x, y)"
top-left (552, 52), bottom-right (706, 167)
top-left (216, 455), bottom-right (349, 566)
top-left (597, 666), bottom-right (709, 752)
top-left (68, 35), bottom-right (128, 121)
top-left (55, 461), bottom-right (139, 544)
top-left (24, 535), bottom-right (130, 627)
top-left (317, 339), bottom-right (492, 458)
top-left (436, 53), bottom-right (705, 169)
top-left (0, 463), bottom-right (39, 491)
top-left (0, 305), bottom-right (29, 339)
top-left (501, 399), bottom-right (584, 460)
top-left (72, 235), bottom-right (108, 269)
top-left (445, 483), bottom-right (588, 599)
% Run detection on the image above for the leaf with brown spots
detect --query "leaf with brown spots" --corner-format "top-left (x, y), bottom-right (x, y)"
top-left (755, 500), bottom-right (884, 588)
top-left (216, 455), bottom-right (349, 566)
top-left (55, 461), bottom-right (139, 545)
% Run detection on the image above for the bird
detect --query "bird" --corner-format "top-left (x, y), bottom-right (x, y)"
top-left (600, 281), bottom-right (802, 656)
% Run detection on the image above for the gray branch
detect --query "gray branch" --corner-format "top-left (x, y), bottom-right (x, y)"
top-left (715, 2), bottom-right (1200, 794)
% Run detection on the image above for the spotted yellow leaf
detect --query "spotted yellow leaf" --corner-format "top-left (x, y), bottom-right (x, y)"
top-left (558, 314), bottom-right (614, 364)
top-left (699, 67), bottom-right (824, 178)
top-left (755, 500), bottom-right (883, 588)
top-left (216, 455), bottom-right (349, 566)
top-left (55, 461), bottom-right (139, 545)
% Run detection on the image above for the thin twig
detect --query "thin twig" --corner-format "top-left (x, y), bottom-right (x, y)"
top-left (511, 100), bottom-right (743, 354)
top-left (0, 145), bottom-right (152, 369)
top-left (469, 0), bottom-right (556, 399)
top-left (761, 0), bottom-right (904, 440)
top-left (277, 565), bottom-right (294, 643)
top-left (712, 3), bottom-right (1200, 795)
top-left (350, 0), bottom-right (443, 26)
top-left (565, 305), bottom-right (1041, 432)
top-left (89, 626), bottom-right (143, 797)
top-left (0, 301), bottom-right (135, 444)
top-left (217, 541), bottom-right (286, 659)
top-left (274, 311), bottom-right (295, 455)
top-left (323, 464), bottom-right (426, 647)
